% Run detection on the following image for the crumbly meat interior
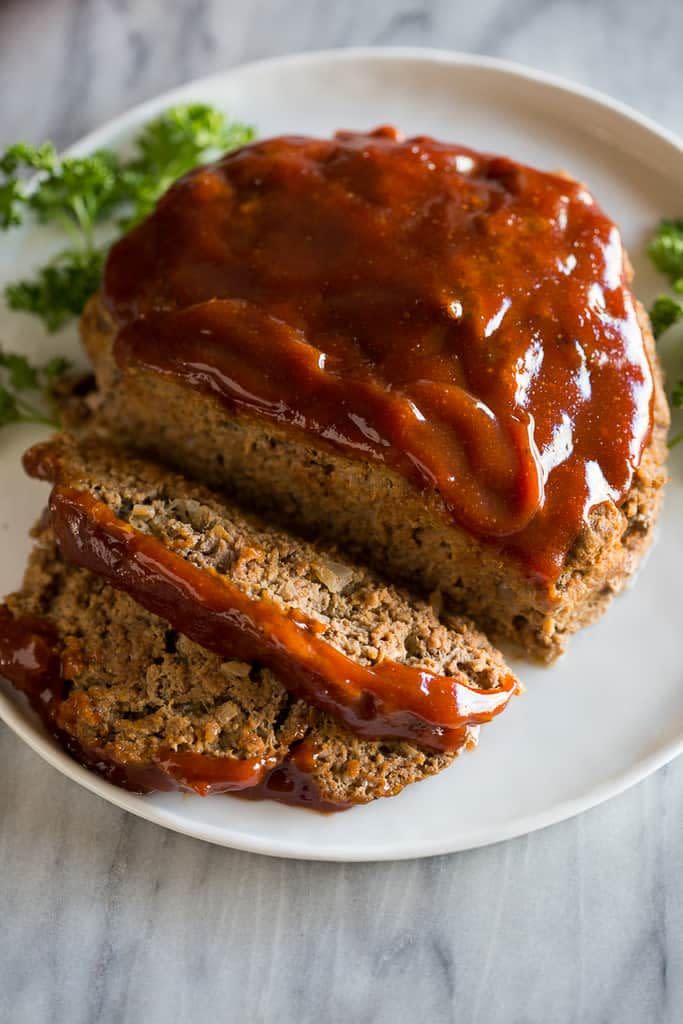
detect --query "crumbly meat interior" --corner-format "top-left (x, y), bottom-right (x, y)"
top-left (80, 295), bottom-right (669, 662)
top-left (5, 531), bottom-right (465, 804)
top-left (43, 436), bottom-right (510, 689)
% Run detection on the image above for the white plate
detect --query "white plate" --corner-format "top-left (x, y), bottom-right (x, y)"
top-left (1, 48), bottom-right (682, 862)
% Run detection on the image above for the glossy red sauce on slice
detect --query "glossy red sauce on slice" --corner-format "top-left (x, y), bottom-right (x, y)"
top-left (26, 475), bottom-right (515, 752)
top-left (0, 606), bottom-right (63, 707)
top-left (154, 749), bottom-right (277, 796)
top-left (0, 605), bottom-right (343, 806)
top-left (104, 127), bottom-right (654, 582)
top-left (239, 739), bottom-right (353, 813)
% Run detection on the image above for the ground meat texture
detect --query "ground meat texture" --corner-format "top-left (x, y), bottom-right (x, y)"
top-left (26, 434), bottom-right (513, 689)
top-left (3, 532), bottom-right (470, 805)
top-left (80, 294), bottom-right (669, 662)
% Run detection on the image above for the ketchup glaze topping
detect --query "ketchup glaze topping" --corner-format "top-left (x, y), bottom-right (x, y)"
top-left (32, 479), bottom-right (514, 754)
top-left (0, 605), bottom-right (347, 810)
top-left (104, 127), bottom-right (654, 582)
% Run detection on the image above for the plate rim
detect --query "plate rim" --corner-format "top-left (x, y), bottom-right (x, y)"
top-left (2, 680), bottom-right (682, 861)
top-left (58, 46), bottom-right (683, 159)
top-left (1, 45), bottom-right (681, 862)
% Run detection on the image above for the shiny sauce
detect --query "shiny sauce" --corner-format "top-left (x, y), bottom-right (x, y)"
top-left (239, 740), bottom-right (353, 813)
top-left (32, 481), bottom-right (515, 753)
top-left (0, 606), bottom-right (344, 808)
top-left (104, 127), bottom-right (654, 582)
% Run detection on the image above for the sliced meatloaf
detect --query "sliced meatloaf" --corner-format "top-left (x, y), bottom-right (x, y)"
top-left (23, 435), bottom-right (518, 753)
top-left (80, 128), bottom-right (669, 662)
top-left (0, 531), bottom-right (471, 806)
top-left (82, 293), bottom-right (669, 662)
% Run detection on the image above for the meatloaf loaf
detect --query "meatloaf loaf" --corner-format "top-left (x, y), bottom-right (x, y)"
top-left (24, 434), bottom-right (517, 755)
top-left (81, 127), bottom-right (669, 661)
top-left (0, 531), bottom-right (473, 806)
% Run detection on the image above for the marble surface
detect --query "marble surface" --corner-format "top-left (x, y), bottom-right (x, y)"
top-left (1, 2), bottom-right (682, 1021)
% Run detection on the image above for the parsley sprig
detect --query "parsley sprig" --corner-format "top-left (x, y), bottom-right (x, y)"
top-left (0, 103), bottom-right (253, 430)
top-left (118, 104), bottom-right (255, 227)
top-left (1, 103), bottom-right (254, 334)
top-left (5, 248), bottom-right (106, 334)
top-left (649, 294), bottom-right (683, 341)
top-left (648, 219), bottom-right (683, 445)
top-left (0, 349), bottom-right (70, 428)
top-left (648, 219), bottom-right (683, 294)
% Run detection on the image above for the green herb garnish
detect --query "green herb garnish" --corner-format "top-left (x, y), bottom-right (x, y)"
top-left (648, 220), bottom-right (683, 442)
top-left (6, 247), bottom-right (106, 334)
top-left (0, 349), bottom-right (71, 427)
top-left (648, 219), bottom-right (683, 294)
top-left (649, 294), bottom-right (683, 340)
top-left (0, 103), bottom-right (253, 430)
top-left (1, 104), bottom-right (254, 332)
top-left (0, 143), bottom-right (57, 228)
top-left (118, 104), bottom-right (254, 228)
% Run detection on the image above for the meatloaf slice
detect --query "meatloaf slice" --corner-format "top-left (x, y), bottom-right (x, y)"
top-left (0, 531), bottom-right (469, 806)
top-left (80, 294), bottom-right (668, 663)
top-left (24, 435), bottom-right (518, 753)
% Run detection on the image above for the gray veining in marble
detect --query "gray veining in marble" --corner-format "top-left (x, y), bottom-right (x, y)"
top-left (1, 2), bottom-right (682, 1022)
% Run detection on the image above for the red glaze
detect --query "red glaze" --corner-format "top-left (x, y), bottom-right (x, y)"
top-left (35, 484), bottom-right (514, 753)
top-left (239, 740), bottom-right (353, 813)
top-left (152, 750), bottom-right (277, 796)
top-left (104, 127), bottom-right (654, 581)
top-left (0, 606), bottom-right (62, 706)
top-left (0, 605), bottom-right (342, 806)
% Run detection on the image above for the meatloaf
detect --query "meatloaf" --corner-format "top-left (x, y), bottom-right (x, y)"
top-left (0, 531), bottom-right (471, 806)
top-left (24, 434), bottom-right (518, 754)
top-left (81, 127), bottom-right (669, 661)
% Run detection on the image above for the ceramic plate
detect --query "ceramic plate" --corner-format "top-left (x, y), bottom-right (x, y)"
top-left (1, 48), bottom-right (681, 861)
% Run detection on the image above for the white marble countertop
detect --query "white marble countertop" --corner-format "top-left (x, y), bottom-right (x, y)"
top-left (1, 2), bottom-right (682, 1021)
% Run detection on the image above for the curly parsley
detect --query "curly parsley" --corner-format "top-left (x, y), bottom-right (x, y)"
top-left (648, 220), bottom-right (683, 444)
top-left (0, 349), bottom-right (71, 428)
top-left (649, 294), bottom-right (683, 341)
top-left (648, 219), bottom-right (683, 294)
top-left (1, 104), bottom-right (254, 333)
top-left (118, 104), bottom-right (254, 228)
top-left (6, 248), bottom-right (107, 334)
